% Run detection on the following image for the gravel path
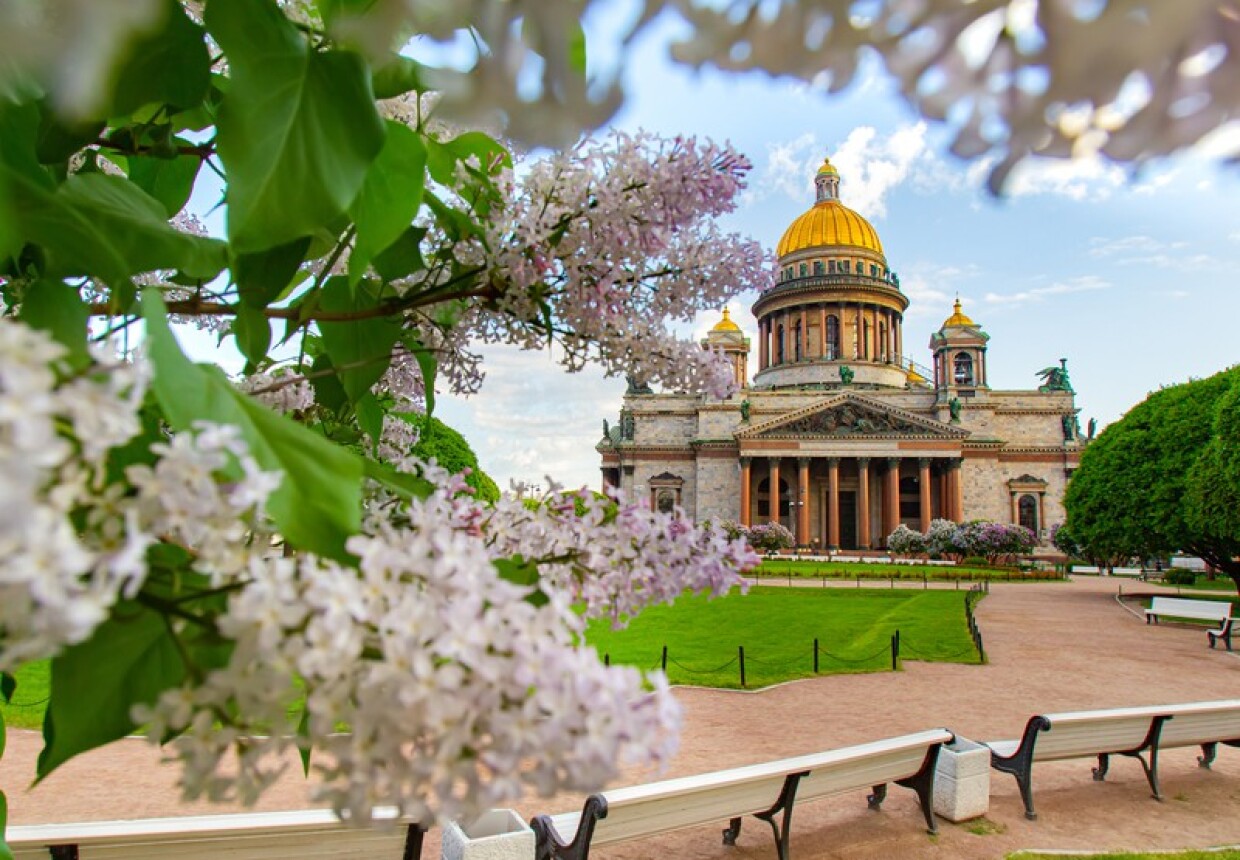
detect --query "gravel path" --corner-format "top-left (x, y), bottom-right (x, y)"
top-left (3, 576), bottom-right (1239, 859)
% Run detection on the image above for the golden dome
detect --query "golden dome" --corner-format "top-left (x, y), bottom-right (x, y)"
top-left (942, 298), bottom-right (976, 328)
top-left (905, 360), bottom-right (928, 384)
top-left (710, 307), bottom-right (742, 333)
top-left (776, 200), bottom-right (885, 258)
top-left (816, 157), bottom-right (839, 176)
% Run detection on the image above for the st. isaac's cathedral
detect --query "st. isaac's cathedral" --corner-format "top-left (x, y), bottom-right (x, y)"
top-left (598, 158), bottom-right (1083, 551)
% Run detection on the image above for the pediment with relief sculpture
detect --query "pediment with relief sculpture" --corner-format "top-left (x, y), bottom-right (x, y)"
top-left (737, 393), bottom-right (968, 439)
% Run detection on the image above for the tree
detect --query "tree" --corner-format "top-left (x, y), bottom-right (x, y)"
top-left (1186, 374), bottom-right (1240, 555)
top-left (1064, 368), bottom-right (1240, 590)
top-left (408, 415), bottom-right (500, 503)
top-left (0, 0), bottom-right (765, 838)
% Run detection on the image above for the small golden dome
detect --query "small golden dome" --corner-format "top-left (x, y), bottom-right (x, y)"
top-left (905, 360), bottom-right (927, 384)
top-left (816, 157), bottom-right (839, 176)
top-left (711, 307), bottom-right (742, 333)
top-left (942, 298), bottom-right (976, 328)
top-left (776, 200), bottom-right (885, 258)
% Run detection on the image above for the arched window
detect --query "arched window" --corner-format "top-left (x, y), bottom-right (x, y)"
top-left (776, 325), bottom-right (785, 364)
top-left (828, 260), bottom-right (837, 273)
top-left (1018, 494), bottom-right (1038, 533)
top-left (793, 320), bottom-right (802, 361)
top-left (826, 315), bottom-right (840, 360)
top-left (953, 352), bottom-right (974, 385)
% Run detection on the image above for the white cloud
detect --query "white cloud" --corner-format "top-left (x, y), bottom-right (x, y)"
top-left (983, 275), bottom-right (1110, 305)
top-left (1004, 154), bottom-right (1127, 201)
top-left (1089, 235), bottom-right (1186, 257)
top-left (749, 122), bottom-right (932, 218)
top-left (435, 344), bottom-right (624, 491)
top-left (1088, 235), bottom-right (1218, 270)
top-left (831, 123), bottom-right (931, 218)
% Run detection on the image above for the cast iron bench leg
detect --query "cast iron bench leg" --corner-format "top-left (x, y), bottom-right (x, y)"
top-left (990, 716), bottom-right (1050, 821)
top-left (532, 795), bottom-right (608, 860)
top-left (894, 744), bottom-right (944, 834)
top-left (752, 772), bottom-right (805, 860)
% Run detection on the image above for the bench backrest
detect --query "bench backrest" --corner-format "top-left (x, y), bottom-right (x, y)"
top-left (1033, 706), bottom-right (1176, 762)
top-left (1148, 597), bottom-right (1231, 619)
top-left (1028, 700), bottom-right (1240, 762)
top-left (582, 729), bottom-right (951, 846)
top-left (6, 809), bottom-right (414, 860)
top-left (1157, 700), bottom-right (1240, 748)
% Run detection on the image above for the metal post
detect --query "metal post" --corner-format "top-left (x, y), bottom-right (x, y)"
top-left (891, 631), bottom-right (900, 671)
top-left (604, 653), bottom-right (610, 666)
top-left (661, 644), bottom-right (667, 672)
top-left (814, 638), bottom-right (819, 673)
top-left (739, 646), bottom-right (746, 688)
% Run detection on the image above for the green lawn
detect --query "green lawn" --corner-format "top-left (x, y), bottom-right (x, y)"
top-left (1009, 852), bottom-right (1240, 860)
top-left (1, 660), bottom-right (50, 731)
top-left (755, 559), bottom-right (1063, 583)
top-left (586, 586), bottom-right (981, 689)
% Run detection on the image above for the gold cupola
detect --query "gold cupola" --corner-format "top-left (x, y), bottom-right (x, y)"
top-left (930, 297), bottom-right (989, 391)
top-left (776, 157), bottom-right (885, 258)
top-left (753, 154), bottom-right (908, 391)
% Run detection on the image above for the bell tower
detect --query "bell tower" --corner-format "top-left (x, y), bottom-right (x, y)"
top-left (701, 308), bottom-right (750, 390)
top-left (929, 298), bottom-right (989, 393)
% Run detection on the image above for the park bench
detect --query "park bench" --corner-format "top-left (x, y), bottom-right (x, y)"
top-left (1144, 596), bottom-right (1233, 650)
top-left (985, 699), bottom-right (1240, 821)
top-left (531, 727), bottom-right (952, 860)
top-left (5, 807), bottom-right (426, 860)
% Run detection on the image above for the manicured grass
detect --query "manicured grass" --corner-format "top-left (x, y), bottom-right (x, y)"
top-left (1009, 851), bottom-right (1240, 859)
top-left (586, 586), bottom-right (981, 689)
top-left (755, 559), bottom-right (1063, 583)
top-left (1, 660), bottom-right (50, 731)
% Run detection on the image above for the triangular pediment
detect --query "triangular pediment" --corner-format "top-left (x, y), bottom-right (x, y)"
top-left (737, 393), bottom-right (969, 440)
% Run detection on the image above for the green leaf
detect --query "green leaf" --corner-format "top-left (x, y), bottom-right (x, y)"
top-left (14, 172), bottom-right (227, 289)
top-left (233, 303), bottom-right (272, 370)
top-left (408, 336), bottom-right (437, 417)
top-left (362, 456), bottom-right (434, 500)
top-left (426, 131), bottom-right (510, 187)
top-left (34, 104), bottom-right (104, 165)
top-left (207, 0), bottom-right (385, 252)
top-left (19, 278), bottom-right (90, 368)
top-left (309, 354), bottom-right (349, 413)
top-left (348, 121), bottom-right (426, 284)
top-left (318, 277), bottom-right (403, 404)
top-left (493, 555), bottom-right (549, 607)
top-left (234, 237), bottom-right (312, 309)
top-left (111, 0), bottom-right (212, 115)
top-left (0, 788), bottom-right (12, 860)
top-left (371, 55), bottom-right (428, 99)
top-left (143, 290), bottom-right (363, 559)
top-left (37, 604), bottom-right (187, 780)
top-left (355, 392), bottom-right (384, 449)
top-left (128, 150), bottom-right (201, 218)
top-left (371, 226), bottom-right (426, 282)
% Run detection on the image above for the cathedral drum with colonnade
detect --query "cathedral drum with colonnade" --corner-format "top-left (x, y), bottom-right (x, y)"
top-left (598, 157), bottom-right (1082, 552)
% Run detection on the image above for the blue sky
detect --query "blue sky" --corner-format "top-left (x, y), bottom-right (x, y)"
top-left (436, 13), bottom-right (1240, 492)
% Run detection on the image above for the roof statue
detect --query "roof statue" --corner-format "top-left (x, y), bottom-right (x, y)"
top-left (1037, 358), bottom-right (1074, 393)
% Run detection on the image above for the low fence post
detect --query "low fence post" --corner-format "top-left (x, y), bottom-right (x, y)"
top-left (891, 630), bottom-right (900, 671)
top-left (813, 638), bottom-right (820, 673)
top-left (604, 653), bottom-right (610, 666)
top-left (661, 644), bottom-right (668, 673)
top-left (739, 646), bottom-right (746, 688)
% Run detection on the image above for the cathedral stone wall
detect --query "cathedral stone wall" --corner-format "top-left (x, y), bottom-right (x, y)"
top-left (694, 456), bottom-right (740, 523)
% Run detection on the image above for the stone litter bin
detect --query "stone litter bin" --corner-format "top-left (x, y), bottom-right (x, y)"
top-left (442, 809), bottom-right (535, 860)
top-left (933, 737), bottom-right (991, 822)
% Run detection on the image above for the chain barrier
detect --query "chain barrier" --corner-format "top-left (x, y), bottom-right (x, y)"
top-left (666, 656), bottom-right (740, 675)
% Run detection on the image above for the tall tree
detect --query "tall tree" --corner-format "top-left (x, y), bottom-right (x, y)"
top-left (1064, 368), bottom-right (1240, 589)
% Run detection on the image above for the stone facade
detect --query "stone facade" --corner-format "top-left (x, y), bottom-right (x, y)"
top-left (598, 157), bottom-right (1082, 550)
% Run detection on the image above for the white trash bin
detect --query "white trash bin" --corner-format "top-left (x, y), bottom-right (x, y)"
top-left (933, 737), bottom-right (991, 822)
top-left (442, 809), bottom-right (535, 860)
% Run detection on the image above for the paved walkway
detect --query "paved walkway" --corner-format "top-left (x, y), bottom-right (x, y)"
top-left (3, 577), bottom-right (1239, 859)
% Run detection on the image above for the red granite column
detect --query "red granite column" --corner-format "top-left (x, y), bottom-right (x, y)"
top-left (918, 457), bottom-right (932, 532)
top-left (827, 457), bottom-right (841, 551)
top-left (857, 457), bottom-right (872, 549)
top-left (768, 458), bottom-right (781, 525)
top-left (739, 457), bottom-right (752, 527)
top-left (884, 457), bottom-right (901, 543)
top-left (797, 457), bottom-right (811, 546)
